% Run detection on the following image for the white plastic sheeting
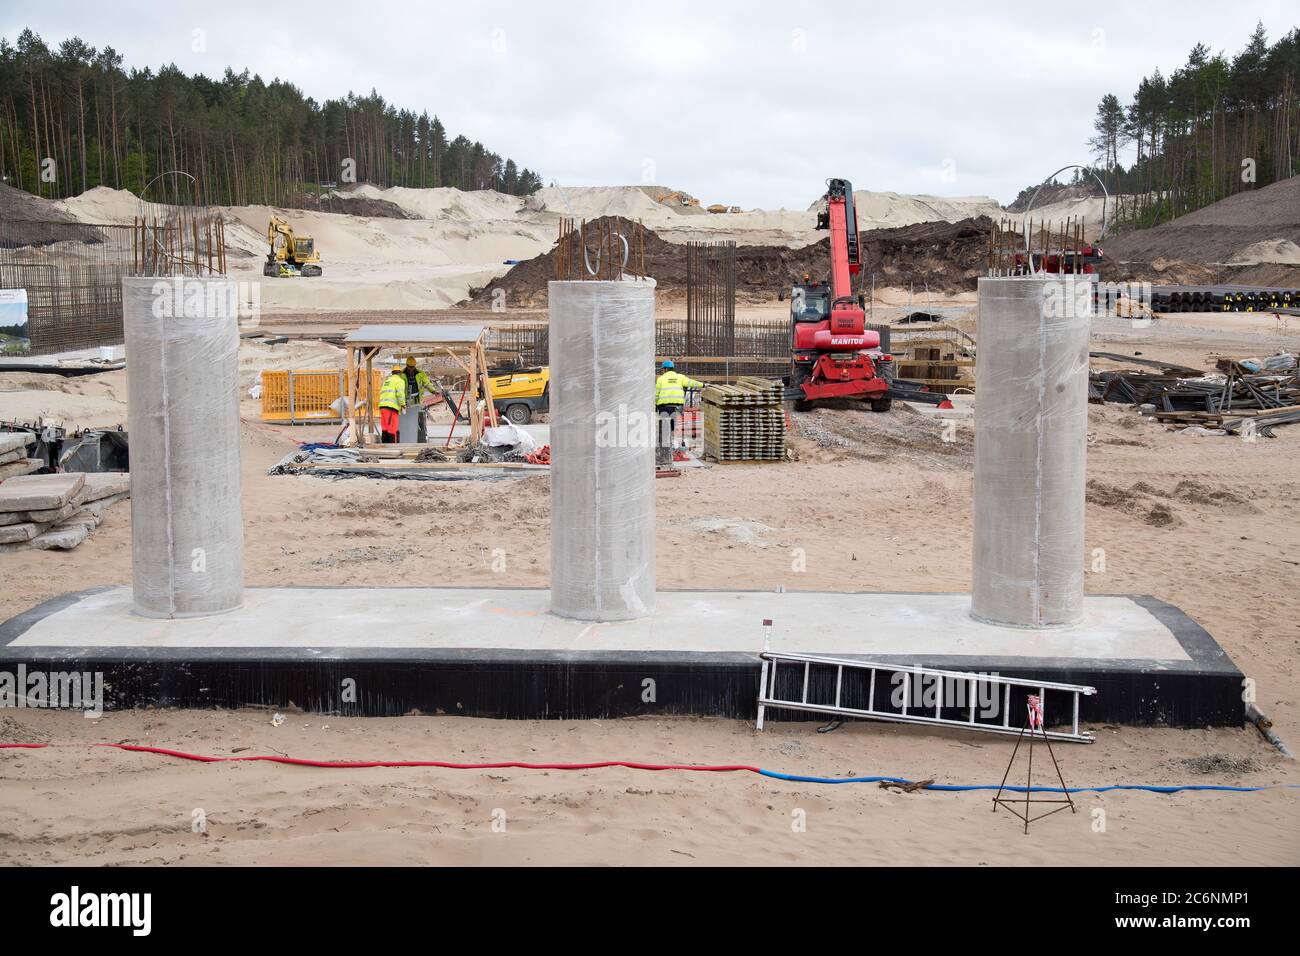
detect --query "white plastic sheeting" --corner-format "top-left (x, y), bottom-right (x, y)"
top-left (483, 422), bottom-right (538, 451)
top-left (123, 277), bottom-right (244, 618)
top-left (971, 275), bottom-right (1091, 627)
top-left (549, 279), bottom-right (656, 621)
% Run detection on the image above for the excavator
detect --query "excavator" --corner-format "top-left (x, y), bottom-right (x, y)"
top-left (788, 178), bottom-right (893, 412)
top-left (265, 216), bottom-right (323, 277)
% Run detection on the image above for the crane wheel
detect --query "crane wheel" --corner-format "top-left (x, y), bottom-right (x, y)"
top-left (869, 398), bottom-right (892, 413)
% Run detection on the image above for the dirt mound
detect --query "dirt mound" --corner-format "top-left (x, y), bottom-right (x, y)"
top-left (1103, 176), bottom-right (1300, 265)
top-left (466, 216), bottom-right (993, 307)
top-left (0, 182), bottom-right (84, 225)
top-left (856, 217), bottom-right (992, 294)
top-left (1175, 753), bottom-right (1261, 775)
top-left (285, 192), bottom-right (415, 220)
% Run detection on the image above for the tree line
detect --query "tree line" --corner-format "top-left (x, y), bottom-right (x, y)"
top-left (1086, 22), bottom-right (1299, 229)
top-left (0, 28), bottom-right (543, 210)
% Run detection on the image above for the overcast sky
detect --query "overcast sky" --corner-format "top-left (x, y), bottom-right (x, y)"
top-left (4, 1), bottom-right (1295, 207)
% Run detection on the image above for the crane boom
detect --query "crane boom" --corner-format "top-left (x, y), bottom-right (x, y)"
top-left (825, 178), bottom-right (860, 301)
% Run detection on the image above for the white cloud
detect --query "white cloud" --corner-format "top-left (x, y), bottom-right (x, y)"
top-left (4, 0), bottom-right (1295, 205)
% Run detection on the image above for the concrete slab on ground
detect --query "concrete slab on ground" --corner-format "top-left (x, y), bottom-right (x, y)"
top-left (0, 473), bottom-right (84, 511)
top-left (81, 472), bottom-right (129, 501)
top-left (0, 587), bottom-right (1241, 726)
top-left (0, 432), bottom-right (35, 455)
top-left (28, 521), bottom-right (90, 550)
top-left (0, 345), bottom-right (124, 369)
top-left (6, 586), bottom-right (1189, 660)
top-left (0, 521), bottom-right (45, 543)
top-left (0, 458), bottom-right (42, 480)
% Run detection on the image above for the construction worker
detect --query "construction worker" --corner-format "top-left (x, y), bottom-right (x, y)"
top-left (402, 357), bottom-right (438, 443)
top-left (654, 359), bottom-right (703, 467)
top-left (378, 363), bottom-right (406, 444)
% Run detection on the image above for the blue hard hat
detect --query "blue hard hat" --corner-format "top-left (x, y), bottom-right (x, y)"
top-left (662, 360), bottom-right (675, 370)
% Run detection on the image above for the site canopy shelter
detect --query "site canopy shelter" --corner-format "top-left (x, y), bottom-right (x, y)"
top-left (342, 324), bottom-right (498, 449)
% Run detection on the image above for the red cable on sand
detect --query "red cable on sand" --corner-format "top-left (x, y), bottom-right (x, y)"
top-left (1, 742), bottom-right (761, 774)
top-left (5, 742), bottom-right (1294, 793)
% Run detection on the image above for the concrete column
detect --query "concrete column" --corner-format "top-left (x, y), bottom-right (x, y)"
top-left (123, 276), bottom-right (244, 618)
top-left (971, 274), bottom-right (1091, 627)
top-left (549, 279), bottom-right (656, 621)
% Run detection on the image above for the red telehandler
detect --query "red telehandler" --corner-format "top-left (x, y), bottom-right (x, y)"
top-left (788, 178), bottom-right (893, 412)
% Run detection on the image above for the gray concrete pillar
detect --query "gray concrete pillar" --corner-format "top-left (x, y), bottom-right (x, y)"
top-left (549, 279), bottom-right (656, 621)
top-left (123, 276), bottom-right (244, 618)
top-left (971, 274), bottom-right (1091, 627)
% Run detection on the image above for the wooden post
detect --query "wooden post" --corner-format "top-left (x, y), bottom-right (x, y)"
top-left (468, 341), bottom-right (482, 445)
top-left (478, 337), bottom-right (499, 429)
top-left (364, 349), bottom-right (374, 448)
top-left (345, 345), bottom-right (357, 446)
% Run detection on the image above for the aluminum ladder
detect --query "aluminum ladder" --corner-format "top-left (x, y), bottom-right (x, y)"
top-left (756, 651), bottom-right (1097, 743)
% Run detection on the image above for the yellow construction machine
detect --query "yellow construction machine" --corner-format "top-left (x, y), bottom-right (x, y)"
top-left (265, 216), bottom-right (323, 277)
top-left (488, 366), bottom-right (549, 424)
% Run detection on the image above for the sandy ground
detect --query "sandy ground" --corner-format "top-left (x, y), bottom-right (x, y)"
top-left (1, 309), bottom-right (1298, 865)
top-left (2, 710), bottom-right (1295, 866)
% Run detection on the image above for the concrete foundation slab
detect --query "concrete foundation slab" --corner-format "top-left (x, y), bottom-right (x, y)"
top-left (0, 586), bottom-right (1242, 727)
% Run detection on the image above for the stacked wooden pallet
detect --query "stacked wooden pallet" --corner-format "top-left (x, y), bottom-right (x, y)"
top-left (701, 377), bottom-right (785, 463)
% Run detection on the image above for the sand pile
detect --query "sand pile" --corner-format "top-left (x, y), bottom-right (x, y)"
top-left (1006, 181), bottom-right (1103, 212)
top-left (849, 191), bottom-right (1001, 229)
top-left (528, 185), bottom-right (670, 222)
top-left (1227, 238), bottom-right (1300, 266)
top-left (1017, 194), bottom-right (1109, 239)
top-left (53, 185), bottom-right (142, 224)
top-left (352, 184), bottom-right (526, 221)
top-left (0, 368), bottom-right (128, 431)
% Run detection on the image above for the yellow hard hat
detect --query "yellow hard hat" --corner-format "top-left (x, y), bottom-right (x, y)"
top-left (406, 357), bottom-right (416, 367)
top-left (392, 363), bottom-right (404, 373)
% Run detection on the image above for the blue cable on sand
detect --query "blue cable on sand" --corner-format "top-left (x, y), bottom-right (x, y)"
top-left (757, 769), bottom-right (1300, 793)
